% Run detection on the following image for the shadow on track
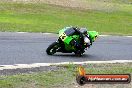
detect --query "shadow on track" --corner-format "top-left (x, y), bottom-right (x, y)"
top-left (49, 53), bottom-right (97, 59)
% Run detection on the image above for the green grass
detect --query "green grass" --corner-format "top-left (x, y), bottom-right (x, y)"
top-left (84, 63), bottom-right (132, 74)
top-left (0, 63), bottom-right (132, 88)
top-left (0, 70), bottom-right (74, 88)
top-left (0, 1), bottom-right (132, 35)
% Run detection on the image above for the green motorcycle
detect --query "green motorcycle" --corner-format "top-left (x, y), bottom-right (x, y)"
top-left (46, 27), bottom-right (99, 56)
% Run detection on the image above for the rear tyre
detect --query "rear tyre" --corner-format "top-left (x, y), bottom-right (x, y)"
top-left (74, 50), bottom-right (83, 57)
top-left (46, 42), bottom-right (59, 55)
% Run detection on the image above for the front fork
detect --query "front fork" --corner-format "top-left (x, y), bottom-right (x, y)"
top-left (55, 39), bottom-right (64, 52)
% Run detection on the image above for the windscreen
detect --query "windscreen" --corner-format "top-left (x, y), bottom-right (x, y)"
top-left (64, 27), bottom-right (75, 36)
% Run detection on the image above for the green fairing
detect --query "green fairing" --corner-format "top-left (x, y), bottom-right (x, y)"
top-left (64, 35), bottom-right (80, 51)
top-left (88, 31), bottom-right (99, 42)
top-left (59, 28), bottom-right (80, 51)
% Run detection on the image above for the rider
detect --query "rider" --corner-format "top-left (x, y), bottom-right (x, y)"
top-left (69, 27), bottom-right (91, 52)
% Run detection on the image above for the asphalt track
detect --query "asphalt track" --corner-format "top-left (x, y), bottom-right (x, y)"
top-left (0, 32), bottom-right (132, 65)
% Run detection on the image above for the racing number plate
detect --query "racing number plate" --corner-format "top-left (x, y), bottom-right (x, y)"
top-left (60, 33), bottom-right (67, 41)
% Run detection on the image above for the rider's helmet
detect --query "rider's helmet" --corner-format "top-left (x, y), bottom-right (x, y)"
top-left (79, 28), bottom-right (88, 35)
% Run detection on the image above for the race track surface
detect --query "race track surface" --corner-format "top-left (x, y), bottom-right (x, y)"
top-left (0, 32), bottom-right (132, 65)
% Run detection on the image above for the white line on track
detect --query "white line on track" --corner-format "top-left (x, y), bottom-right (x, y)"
top-left (16, 32), bottom-right (28, 33)
top-left (126, 36), bottom-right (132, 38)
top-left (42, 33), bottom-right (53, 35)
top-left (99, 35), bottom-right (109, 37)
top-left (0, 60), bottom-right (132, 70)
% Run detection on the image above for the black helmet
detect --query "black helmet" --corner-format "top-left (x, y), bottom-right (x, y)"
top-left (79, 28), bottom-right (88, 35)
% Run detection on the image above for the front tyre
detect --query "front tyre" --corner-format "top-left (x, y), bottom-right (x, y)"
top-left (46, 42), bottom-right (59, 55)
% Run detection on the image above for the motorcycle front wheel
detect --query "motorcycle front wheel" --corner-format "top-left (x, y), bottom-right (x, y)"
top-left (46, 42), bottom-right (59, 55)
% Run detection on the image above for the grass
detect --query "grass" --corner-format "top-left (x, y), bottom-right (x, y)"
top-left (0, 63), bottom-right (132, 88)
top-left (0, 1), bottom-right (131, 35)
top-left (0, 70), bottom-right (74, 88)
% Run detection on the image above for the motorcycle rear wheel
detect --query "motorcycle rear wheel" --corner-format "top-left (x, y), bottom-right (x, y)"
top-left (74, 50), bottom-right (83, 57)
top-left (46, 42), bottom-right (59, 55)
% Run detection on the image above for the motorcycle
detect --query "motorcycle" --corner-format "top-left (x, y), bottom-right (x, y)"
top-left (46, 27), bottom-right (99, 56)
